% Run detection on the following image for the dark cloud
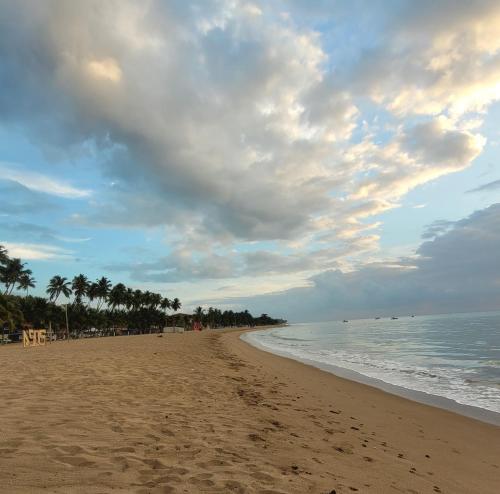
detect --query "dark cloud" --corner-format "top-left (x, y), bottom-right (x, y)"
top-left (467, 178), bottom-right (500, 194)
top-left (403, 121), bottom-right (481, 168)
top-left (0, 0), bottom-right (345, 242)
top-left (0, 0), bottom-right (489, 250)
top-left (421, 220), bottom-right (454, 239)
top-left (213, 204), bottom-right (500, 321)
top-left (0, 0), bottom-right (498, 303)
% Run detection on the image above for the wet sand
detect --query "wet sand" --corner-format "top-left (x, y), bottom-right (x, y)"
top-left (0, 328), bottom-right (499, 493)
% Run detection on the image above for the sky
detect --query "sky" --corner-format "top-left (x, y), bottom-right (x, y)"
top-left (0, 0), bottom-right (499, 321)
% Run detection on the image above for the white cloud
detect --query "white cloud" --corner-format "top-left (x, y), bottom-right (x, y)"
top-left (220, 203), bottom-right (500, 320)
top-left (0, 0), bottom-right (498, 299)
top-left (0, 163), bottom-right (91, 199)
top-left (2, 241), bottom-right (72, 260)
top-left (351, 1), bottom-right (500, 118)
top-left (86, 58), bottom-right (122, 83)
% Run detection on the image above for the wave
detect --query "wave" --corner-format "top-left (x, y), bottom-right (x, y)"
top-left (245, 328), bottom-right (500, 414)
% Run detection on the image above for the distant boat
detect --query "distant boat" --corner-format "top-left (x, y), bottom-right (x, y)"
top-left (343, 319), bottom-right (349, 323)
top-left (391, 316), bottom-right (398, 320)
top-left (411, 315), bottom-right (415, 318)
top-left (375, 317), bottom-right (380, 320)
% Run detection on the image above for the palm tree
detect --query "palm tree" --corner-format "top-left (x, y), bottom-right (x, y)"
top-left (132, 289), bottom-right (143, 310)
top-left (194, 306), bottom-right (204, 322)
top-left (108, 283), bottom-right (127, 311)
top-left (149, 292), bottom-right (162, 310)
top-left (142, 290), bottom-right (154, 308)
top-left (72, 274), bottom-right (89, 305)
top-left (87, 282), bottom-right (99, 307)
top-left (95, 277), bottom-right (111, 310)
top-left (46, 275), bottom-right (72, 303)
top-left (0, 245), bottom-right (9, 265)
top-left (125, 287), bottom-right (134, 311)
top-left (1, 258), bottom-right (26, 294)
top-left (171, 297), bottom-right (181, 327)
top-left (17, 272), bottom-right (36, 296)
top-left (160, 297), bottom-right (171, 312)
top-left (171, 298), bottom-right (181, 313)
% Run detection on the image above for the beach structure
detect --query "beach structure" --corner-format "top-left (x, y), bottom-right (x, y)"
top-left (22, 329), bottom-right (46, 347)
top-left (162, 326), bottom-right (184, 333)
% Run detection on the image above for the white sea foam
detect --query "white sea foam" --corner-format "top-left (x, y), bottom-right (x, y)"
top-left (245, 313), bottom-right (500, 415)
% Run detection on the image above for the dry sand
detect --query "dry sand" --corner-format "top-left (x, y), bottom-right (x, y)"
top-left (0, 328), bottom-right (499, 493)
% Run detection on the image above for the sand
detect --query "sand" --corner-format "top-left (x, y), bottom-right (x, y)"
top-left (0, 328), bottom-right (499, 494)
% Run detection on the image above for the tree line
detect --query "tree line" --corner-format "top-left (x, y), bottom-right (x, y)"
top-left (0, 244), bottom-right (285, 339)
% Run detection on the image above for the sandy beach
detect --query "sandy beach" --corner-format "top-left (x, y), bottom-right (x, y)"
top-left (0, 329), bottom-right (499, 494)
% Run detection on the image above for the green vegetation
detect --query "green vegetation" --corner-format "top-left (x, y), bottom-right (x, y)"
top-left (0, 245), bottom-right (286, 341)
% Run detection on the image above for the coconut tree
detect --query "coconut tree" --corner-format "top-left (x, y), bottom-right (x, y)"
top-left (149, 292), bottom-right (162, 310)
top-left (171, 298), bottom-right (181, 313)
top-left (46, 275), bottom-right (72, 303)
top-left (17, 272), bottom-right (36, 296)
top-left (72, 274), bottom-right (89, 305)
top-left (132, 289), bottom-right (143, 310)
top-left (207, 306), bottom-right (216, 328)
top-left (160, 297), bottom-right (171, 312)
top-left (108, 283), bottom-right (127, 311)
top-left (95, 277), bottom-right (111, 310)
top-left (170, 297), bottom-right (181, 327)
top-left (159, 297), bottom-right (170, 327)
top-left (194, 306), bottom-right (204, 322)
top-left (0, 245), bottom-right (8, 265)
top-left (142, 290), bottom-right (154, 309)
top-left (87, 282), bottom-right (99, 307)
top-left (1, 258), bottom-right (26, 295)
top-left (125, 287), bottom-right (135, 311)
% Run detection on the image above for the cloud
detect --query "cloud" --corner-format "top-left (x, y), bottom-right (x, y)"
top-left (0, 0), bottom-right (498, 296)
top-left (0, 180), bottom-right (56, 215)
top-left (211, 203), bottom-right (500, 320)
top-left (106, 229), bottom-right (380, 284)
top-left (348, 0), bottom-right (500, 117)
top-left (105, 249), bottom-right (239, 283)
top-left (0, 163), bottom-right (91, 198)
top-left (1, 2), bottom-right (488, 236)
top-left (86, 58), bottom-right (122, 83)
top-left (467, 178), bottom-right (500, 193)
top-left (421, 220), bottom-right (454, 239)
top-left (402, 120), bottom-right (484, 168)
top-left (1, 241), bottom-right (72, 260)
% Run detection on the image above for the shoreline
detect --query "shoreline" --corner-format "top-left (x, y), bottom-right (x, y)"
top-left (1, 328), bottom-right (499, 493)
top-left (223, 328), bottom-right (500, 492)
top-left (241, 328), bottom-right (500, 426)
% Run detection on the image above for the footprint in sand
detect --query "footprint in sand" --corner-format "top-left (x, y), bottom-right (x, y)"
top-left (223, 480), bottom-right (246, 493)
top-left (56, 456), bottom-right (95, 468)
top-left (197, 459), bottom-right (231, 468)
top-left (142, 458), bottom-right (168, 470)
top-left (251, 471), bottom-right (275, 483)
top-left (258, 490), bottom-right (287, 494)
top-left (188, 475), bottom-right (215, 487)
top-left (0, 448), bottom-right (17, 456)
top-left (113, 446), bottom-right (135, 453)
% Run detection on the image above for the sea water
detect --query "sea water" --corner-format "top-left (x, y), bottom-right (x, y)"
top-left (243, 311), bottom-right (500, 419)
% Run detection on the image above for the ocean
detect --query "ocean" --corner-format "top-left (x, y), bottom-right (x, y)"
top-left (243, 311), bottom-right (500, 422)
